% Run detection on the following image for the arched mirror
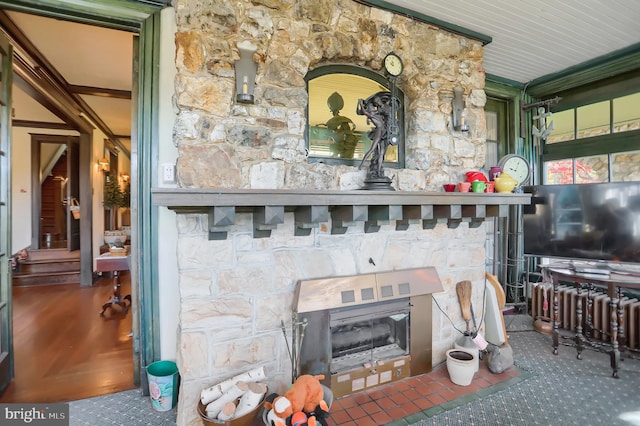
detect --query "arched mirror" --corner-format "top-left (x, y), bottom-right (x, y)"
top-left (306, 65), bottom-right (405, 168)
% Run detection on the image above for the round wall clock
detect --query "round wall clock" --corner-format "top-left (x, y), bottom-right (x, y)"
top-left (498, 154), bottom-right (531, 186)
top-left (383, 52), bottom-right (403, 77)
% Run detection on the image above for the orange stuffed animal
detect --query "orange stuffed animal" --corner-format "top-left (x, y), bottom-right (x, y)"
top-left (272, 374), bottom-right (328, 420)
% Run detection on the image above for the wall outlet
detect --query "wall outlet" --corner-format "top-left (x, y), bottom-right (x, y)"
top-left (161, 163), bottom-right (176, 183)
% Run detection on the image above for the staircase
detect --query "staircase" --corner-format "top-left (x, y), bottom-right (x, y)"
top-left (13, 249), bottom-right (81, 286)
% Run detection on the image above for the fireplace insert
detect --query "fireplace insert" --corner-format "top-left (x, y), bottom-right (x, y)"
top-left (294, 268), bottom-right (443, 397)
top-left (330, 299), bottom-right (410, 373)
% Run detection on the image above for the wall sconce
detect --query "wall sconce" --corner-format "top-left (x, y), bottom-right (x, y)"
top-left (452, 86), bottom-right (469, 132)
top-left (98, 157), bottom-right (110, 172)
top-left (121, 173), bottom-right (130, 182)
top-left (235, 40), bottom-right (258, 104)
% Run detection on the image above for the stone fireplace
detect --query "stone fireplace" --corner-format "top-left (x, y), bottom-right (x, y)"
top-left (295, 268), bottom-right (443, 398)
top-left (162, 1), bottom-right (532, 425)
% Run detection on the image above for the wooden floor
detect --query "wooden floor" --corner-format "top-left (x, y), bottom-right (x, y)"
top-left (0, 273), bottom-right (135, 403)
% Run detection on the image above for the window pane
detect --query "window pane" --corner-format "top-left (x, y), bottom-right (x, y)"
top-left (575, 155), bottom-right (608, 183)
top-left (486, 111), bottom-right (498, 142)
top-left (547, 109), bottom-right (574, 143)
top-left (544, 159), bottom-right (574, 184)
top-left (611, 150), bottom-right (640, 181)
top-left (577, 101), bottom-right (610, 139)
top-left (613, 93), bottom-right (640, 133)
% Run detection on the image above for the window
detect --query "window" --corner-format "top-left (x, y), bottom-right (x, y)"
top-left (542, 87), bottom-right (640, 184)
top-left (613, 93), bottom-right (640, 133)
top-left (306, 65), bottom-right (404, 167)
top-left (577, 101), bottom-right (610, 139)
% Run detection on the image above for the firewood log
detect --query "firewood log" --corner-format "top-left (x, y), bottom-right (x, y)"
top-left (200, 366), bottom-right (266, 405)
top-left (217, 402), bottom-right (236, 421)
top-left (234, 382), bottom-right (267, 418)
top-left (205, 381), bottom-right (248, 418)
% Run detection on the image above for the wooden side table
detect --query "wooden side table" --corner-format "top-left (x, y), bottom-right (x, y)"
top-left (96, 254), bottom-right (131, 316)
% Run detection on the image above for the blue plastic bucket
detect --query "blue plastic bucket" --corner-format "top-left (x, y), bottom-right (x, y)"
top-left (146, 360), bottom-right (179, 411)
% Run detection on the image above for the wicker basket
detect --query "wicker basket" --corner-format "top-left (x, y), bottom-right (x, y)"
top-left (109, 246), bottom-right (128, 257)
top-left (197, 390), bottom-right (266, 426)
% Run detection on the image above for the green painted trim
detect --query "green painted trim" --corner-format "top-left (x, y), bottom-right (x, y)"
top-left (0, 0), bottom-right (165, 390)
top-left (526, 43), bottom-right (640, 97)
top-left (0, 0), bottom-right (164, 31)
top-left (354, 0), bottom-right (491, 45)
top-left (136, 10), bottom-right (162, 378)
top-left (486, 74), bottom-right (525, 90)
top-left (541, 129), bottom-right (640, 162)
top-left (485, 80), bottom-right (525, 99)
top-left (0, 34), bottom-right (14, 392)
top-left (549, 71), bottom-right (640, 112)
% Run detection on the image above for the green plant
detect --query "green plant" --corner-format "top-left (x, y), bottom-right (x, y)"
top-left (103, 174), bottom-right (124, 208)
top-left (121, 181), bottom-right (130, 208)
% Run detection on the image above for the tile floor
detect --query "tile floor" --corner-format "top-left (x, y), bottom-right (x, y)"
top-left (67, 328), bottom-right (640, 425)
top-left (325, 359), bottom-right (523, 426)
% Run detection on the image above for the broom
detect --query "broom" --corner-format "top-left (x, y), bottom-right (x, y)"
top-left (456, 280), bottom-right (472, 333)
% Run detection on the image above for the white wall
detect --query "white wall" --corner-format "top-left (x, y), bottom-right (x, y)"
top-left (157, 7), bottom-right (179, 361)
top-left (11, 127), bottom-right (78, 253)
top-left (10, 121), bottom-right (118, 273)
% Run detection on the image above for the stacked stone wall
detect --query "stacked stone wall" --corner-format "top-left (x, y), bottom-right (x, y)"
top-left (170, 2), bottom-right (488, 424)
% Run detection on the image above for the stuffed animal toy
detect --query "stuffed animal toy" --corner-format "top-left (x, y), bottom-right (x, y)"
top-left (306, 402), bottom-right (330, 426)
top-left (266, 408), bottom-right (316, 426)
top-left (272, 374), bottom-right (328, 420)
top-left (265, 408), bottom-right (287, 426)
top-left (290, 411), bottom-right (308, 426)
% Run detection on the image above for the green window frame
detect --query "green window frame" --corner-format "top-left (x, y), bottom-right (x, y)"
top-left (541, 74), bottom-right (640, 184)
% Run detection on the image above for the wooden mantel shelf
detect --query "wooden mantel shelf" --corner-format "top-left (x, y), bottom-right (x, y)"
top-left (152, 188), bottom-right (531, 239)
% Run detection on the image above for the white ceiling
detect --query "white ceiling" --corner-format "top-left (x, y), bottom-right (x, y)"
top-left (4, 1), bottom-right (640, 150)
top-left (384, 0), bottom-right (640, 83)
top-left (6, 10), bottom-right (134, 152)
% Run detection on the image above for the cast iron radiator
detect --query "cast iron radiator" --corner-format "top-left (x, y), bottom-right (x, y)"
top-left (531, 283), bottom-right (640, 350)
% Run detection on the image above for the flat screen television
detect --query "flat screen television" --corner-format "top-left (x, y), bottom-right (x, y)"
top-left (523, 182), bottom-right (640, 265)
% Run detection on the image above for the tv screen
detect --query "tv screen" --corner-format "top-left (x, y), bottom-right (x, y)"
top-left (523, 182), bottom-right (640, 264)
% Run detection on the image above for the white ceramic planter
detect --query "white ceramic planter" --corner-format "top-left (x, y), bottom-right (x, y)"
top-left (446, 349), bottom-right (476, 386)
top-left (454, 336), bottom-right (480, 372)
top-left (104, 230), bottom-right (127, 245)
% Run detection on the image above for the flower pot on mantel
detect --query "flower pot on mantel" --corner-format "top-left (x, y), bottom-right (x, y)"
top-left (446, 349), bottom-right (476, 386)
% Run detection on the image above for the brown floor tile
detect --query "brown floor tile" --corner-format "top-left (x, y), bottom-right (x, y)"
top-left (389, 391), bottom-right (410, 405)
top-left (367, 389), bottom-right (387, 400)
top-left (346, 405), bottom-right (367, 420)
top-left (439, 387), bottom-right (458, 401)
top-left (400, 401), bottom-right (421, 415)
top-left (386, 406), bottom-right (408, 421)
top-left (353, 392), bottom-right (373, 405)
top-left (335, 395), bottom-right (356, 410)
top-left (402, 388), bottom-right (421, 400)
top-left (427, 393), bottom-right (447, 405)
top-left (360, 400), bottom-right (381, 414)
top-left (353, 416), bottom-right (379, 426)
top-left (329, 409), bottom-right (351, 424)
top-left (414, 382), bottom-right (434, 395)
top-left (374, 396), bottom-right (396, 410)
top-left (327, 357), bottom-right (519, 426)
top-left (393, 380), bottom-right (412, 392)
top-left (414, 396), bottom-right (436, 410)
top-left (371, 411), bottom-right (393, 425)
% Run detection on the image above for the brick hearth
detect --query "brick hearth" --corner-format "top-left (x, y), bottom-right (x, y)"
top-left (325, 361), bottom-right (522, 426)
